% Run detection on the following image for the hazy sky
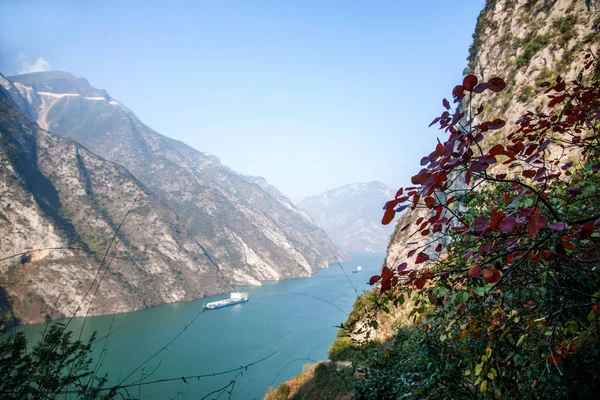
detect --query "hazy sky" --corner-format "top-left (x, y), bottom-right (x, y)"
top-left (0, 0), bottom-right (483, 201)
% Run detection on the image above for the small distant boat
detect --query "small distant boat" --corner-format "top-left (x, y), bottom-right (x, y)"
top-left (352, 266), bottom-right (362, 273)
top-left (203, 292), bottom-right (249, 309)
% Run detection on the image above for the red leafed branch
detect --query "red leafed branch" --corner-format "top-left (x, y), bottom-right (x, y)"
top-left (372, 51), bottom-right (600, 293)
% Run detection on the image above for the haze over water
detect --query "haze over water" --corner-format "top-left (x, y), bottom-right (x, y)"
top-left (8, 252), bottom-right (384, 399)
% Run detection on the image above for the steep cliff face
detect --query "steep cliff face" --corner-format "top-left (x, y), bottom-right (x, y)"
top-left (385, 0), bottom-right (599, 270)
top-left (0, 76), bottom-right (230, 325)
top-left (7, 71), bottom-right (347, 287)
top-left (299, 182), bottom-right (395, 252)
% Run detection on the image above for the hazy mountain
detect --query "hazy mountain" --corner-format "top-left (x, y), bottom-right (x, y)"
top-left (7, 71), bottom-right (347, 288)
top-left (299, 181), bottom-right (395, 252)
top-left (0, 74), bottom-right (230, 325)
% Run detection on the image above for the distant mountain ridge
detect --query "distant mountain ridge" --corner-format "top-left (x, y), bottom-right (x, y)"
top-left (7, 71), bottom-right (347, 289)
top-left (299, 181), bottom-right (395, 252)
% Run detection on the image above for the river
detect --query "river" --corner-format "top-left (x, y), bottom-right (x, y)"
top-left (6, 252), bottom-right (384, 399)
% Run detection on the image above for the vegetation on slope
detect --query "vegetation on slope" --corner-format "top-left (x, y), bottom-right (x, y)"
top-left (268, 49), bottom-right (600, 400)
top-left (365, 53), bottom-right (600, 398)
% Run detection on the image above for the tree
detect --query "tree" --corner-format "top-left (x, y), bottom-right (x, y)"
top-left (0, 324), bottom-right (111, 399)
top-left (369, 51), bottom-right (600, 398)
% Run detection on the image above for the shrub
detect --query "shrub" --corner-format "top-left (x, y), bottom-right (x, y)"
top-left (370, 52), bottom-right (600, 398)
top-left (0, 324), bottom-right (110, 399)
top-left (516, 34), bottom-right (550, 68)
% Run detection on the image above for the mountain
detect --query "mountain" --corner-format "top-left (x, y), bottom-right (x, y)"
top-left (7, 71), bottom-right (347, 288)
top-left (299, 182), bottom-right (395, 252)
top-left (0, 74), bottom-right (230, 326)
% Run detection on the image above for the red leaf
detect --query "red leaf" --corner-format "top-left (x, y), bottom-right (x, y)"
top-left (452, 85), bottom-right (465, 99)
top-left (527, 215), bottom-right (548, 236)
top-left (395, 188), bottom-right (404, 198)
top-left (435, 243), bottom-right (443, 252)
top-left (395, 204), bottom-right (409, 213)
top-left (473, 82), bottom-right (490, 93)
top-left (499, 217), bottom-right (516, 232)
top-left (463, 75), bottom-right (478, 91)
top-left (381, 266), bottom-right (394, 281)
top-left (562, 161), bottom-right (574, 170)
top-left (522, 169), bottom-right (536, 178)
top-left (482, 268), bottom-right (501, 283)
top-left (369, 275), bottom-right (381, 285)
top-left (554, 81), bottom-right (566, 92)
top-left (436, 143), bottom-right (445, 156)
top-left (443, 98), bottom-right (450, 110)
top-left (415, 252), bottom-right (430, 264)
top-left (382, 208), bottom-right (396, 225)
top-left (489, 210), bottom-right (506, 230)
top-left (489, 144), bottom-right (504, 156)
top-left (488, 77), bottom-right (506, 92)
top-left (384, 199), bottom-right (400, 210)
top-left (541, 251), bottom-right (556, 260)
top-left (397, 262), bottom-right (408, 272)
top-left (424, 197), bottom-right (436, 208)
top-left (479, 243), bottom-right (492, 252)
top-left (415, 278), bottom-right (426, 289)
top-left (381, 280), bottom-right (392, 293)
top-left (548, 94), bottom-right (566, 108)
top-left (489, 119), bottom-right (506, 130)
top-left (468, 265), bottom-right (482, 279)
top-left (407, 249), bottom-right (417, 257)
top-left (429, 117), bottom-right (441, 127)
top-left (549, 222), bottom-right (568, 231)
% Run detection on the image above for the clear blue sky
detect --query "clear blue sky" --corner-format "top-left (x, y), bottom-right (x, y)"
top-left (0, 0), bottom-right (483, 201)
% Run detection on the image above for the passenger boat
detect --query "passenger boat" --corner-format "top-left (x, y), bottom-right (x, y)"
top-left (203, 292), bottom-right (249, 309)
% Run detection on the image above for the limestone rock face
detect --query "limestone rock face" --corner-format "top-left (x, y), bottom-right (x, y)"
top-left (0, 78), bottom-right (230, 324)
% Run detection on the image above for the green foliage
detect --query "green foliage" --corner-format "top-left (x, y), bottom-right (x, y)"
top-left (266, 362), bottom-right (353, 400)
top-left (467, 10), bottom-right (489, 73)
top-left (354, 328), bottom-right (469, 399)
top-left (0, 325), bottom-right (111, 399)
top-left (328, 337), bottom-right (355, 362)
top-left (552, 14), bottom-right (577, 47)
top-left (272, 382), bottom-right (290, 399)
top-left (517, 84), bottom-right (535, 102)
top-left (515, 33), bottom-right (550, 68)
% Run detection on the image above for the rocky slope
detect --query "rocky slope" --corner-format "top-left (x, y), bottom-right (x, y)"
top-left (7, 71), bottom-right (347, 287)
top-left (0, 75), bottom-right (230, 326)
top-left (386, 0), bottom-right (599, 270)
top-left (299, 182), bottom-right (395, 252)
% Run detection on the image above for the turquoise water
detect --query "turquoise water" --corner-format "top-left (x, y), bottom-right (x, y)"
top-left (6, 252), bottom-right (384, 399)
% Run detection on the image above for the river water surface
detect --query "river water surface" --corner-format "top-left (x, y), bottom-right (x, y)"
top-left (7, 252), bottom-right (384, 399)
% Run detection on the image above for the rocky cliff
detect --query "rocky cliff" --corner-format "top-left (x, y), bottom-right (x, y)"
top-left (7, 71), bottom-right (347, 288)
top-left (385, 0), bottom-right (599, 270)
top-left (0, 75), bottom-right (230, 325)
top-left (299, 182), bottom-right (395, 252)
